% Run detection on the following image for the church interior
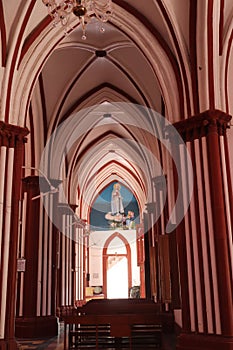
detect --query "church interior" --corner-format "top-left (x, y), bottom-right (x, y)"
top-left (0, 0), bottom-right (233, 349)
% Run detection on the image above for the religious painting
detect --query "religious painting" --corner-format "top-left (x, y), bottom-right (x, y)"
top-left (90, 182), bottom-right (139, 230)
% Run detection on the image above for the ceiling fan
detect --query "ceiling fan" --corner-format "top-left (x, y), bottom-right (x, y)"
top-left (22, 166), bottom-right (61, 200)
top-left (65, 216), bottom-right (104, 246)
top-left (67, 215), bottom-right (90, 236)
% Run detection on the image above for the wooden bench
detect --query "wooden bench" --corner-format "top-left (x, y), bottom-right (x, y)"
top-left (75, 298), bottom-right (162, 315)
top-left (61, 299), bottom-right (174, 349)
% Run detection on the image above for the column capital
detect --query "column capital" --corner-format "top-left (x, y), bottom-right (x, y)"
top-left (22, 175), bottom-right (62, 193)
top-left (22, 175), bottom-right (40, 186)
top-left (58, 203), bottom-right (78, 216)
top-left (152, 175), bottom-right (167, 191)
top-left (69, 204), bottom-right (79, 211)
top-left (166, 109), bottom-right (231, 142)
top-left (145, 202), bottom-right (156, 214)
top-left (0, 121), bottom-right (29, 147)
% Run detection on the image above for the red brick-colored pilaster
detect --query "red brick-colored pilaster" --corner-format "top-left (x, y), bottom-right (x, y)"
top-left (170, 110), bottom-right (233, 349)
top-left (0, 121), bottom-right (28, 349)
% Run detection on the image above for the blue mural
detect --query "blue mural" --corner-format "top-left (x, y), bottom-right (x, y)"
top-left (90, 182), bottom-right (139, 230)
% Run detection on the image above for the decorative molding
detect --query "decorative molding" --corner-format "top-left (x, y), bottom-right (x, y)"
top-left (0, 121), bottom-right (29, 147)
top-left (165, 109), bottom-right (232, 142)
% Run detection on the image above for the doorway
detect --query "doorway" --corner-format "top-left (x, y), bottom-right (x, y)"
top-left (107, 255), bottom-right (128, 298)
top-left (103, 233), bottom-right (132, 298)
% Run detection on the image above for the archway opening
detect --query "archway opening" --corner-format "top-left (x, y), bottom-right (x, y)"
top-left (107, 255), bottom-right (128, 298)
top-left (102, 233), bottom-right (132, 298)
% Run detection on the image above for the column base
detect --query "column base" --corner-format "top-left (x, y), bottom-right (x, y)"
top-left (15, 316), bottom-right (58, 338)
top-left (0, 339), bottom-right (17, 350)
top-left (176, 333), bottom-right (233, 350)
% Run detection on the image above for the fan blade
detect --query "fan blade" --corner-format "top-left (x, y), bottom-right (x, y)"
top-left (31, 194), bottom-right (42, 200)
top-left (31, 192), bottom-right (49, 200)
top-left (22, 166), bottom-right (54, 188)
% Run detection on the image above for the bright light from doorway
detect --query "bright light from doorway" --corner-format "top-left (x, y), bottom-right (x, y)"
top-left (107, 256), bottom-right (128, 298)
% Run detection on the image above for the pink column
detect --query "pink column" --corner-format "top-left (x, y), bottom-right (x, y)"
top-left (205, 114), bottom-right (233, 336)
top-left (15, 176), bottom-right (58, 338)
top-left (0, 122), bottom-right (28, 350)
top-left (168, 110), bottom-right (233, 350)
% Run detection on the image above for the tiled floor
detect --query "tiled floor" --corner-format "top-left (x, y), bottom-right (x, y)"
top-left (16, 323), bottom-right (176, 349)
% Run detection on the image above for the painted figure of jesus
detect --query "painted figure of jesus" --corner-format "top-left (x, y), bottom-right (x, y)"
top-left (111, 183), bottom-right (124, 215)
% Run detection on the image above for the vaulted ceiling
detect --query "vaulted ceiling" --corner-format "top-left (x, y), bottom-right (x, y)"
top-left (1, 0), bottom-right (233, 220)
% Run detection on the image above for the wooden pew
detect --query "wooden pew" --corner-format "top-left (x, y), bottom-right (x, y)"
top-left (61, 299), bottom-right (174, 349)
top-left (75, 298), bottom-right (162, 315)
